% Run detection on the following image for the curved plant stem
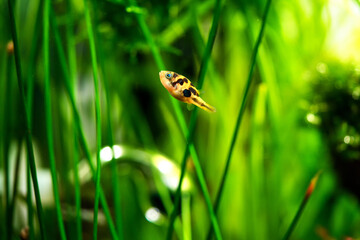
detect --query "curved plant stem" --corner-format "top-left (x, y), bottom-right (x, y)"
top-left (43, 0), bottom-right (67, 239)
top-left (196, 0), bottom-right (222, 90)
top-left (64, 0), bottom-right (83, 239)
top-left (165, 111), bottom-right (222, 239)
top-left (92, 0), bottom-right (124, 236)
top-left (8, 138), bottom-right (23, 239)
top-left (206, 0), bottom-right (272, 239)
top-left (7, 0), bottom-right (47, 238)
top-left (3, 42), bottom-right (14, 240)
top-left (126, 0), bottom-right (224, 238)
top-left (83, 0), bottom-right (102, 239)
top-left (26, 2), bottom-right (43, 239)
top-left (26, 0), bottom-right (43, 123)
top-left (26, 163), bottom-right (35, 240)
top-left (50, 9), bottom-right (119, 239)
top-left (282, 172), bottom-right (321, 240)
top-left (166, 0), bottom-right (223, 239)
top-left (72, 127), bottom-right (82, 240)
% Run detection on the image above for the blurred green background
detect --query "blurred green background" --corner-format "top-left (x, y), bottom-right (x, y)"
top-left (1, 0), bottom-right (360, 239)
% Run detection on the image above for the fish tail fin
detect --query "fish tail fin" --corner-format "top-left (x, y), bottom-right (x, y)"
top-left (192, 97), bottom-right (216, 113)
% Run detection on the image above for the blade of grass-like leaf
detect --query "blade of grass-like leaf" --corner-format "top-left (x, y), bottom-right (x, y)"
top-left (166, 0), bottom-right (223, 238)
top-left (50, 9), bottom-right (119, 240)
top-left (3, 43), bottom-right (14, 240)
top-left (102, 88), bottom-right (124, 238)
top-left (0, 53), bottom-right (4, 240)
top-left (8, 138), bottom-right (22, 239)
top-left (26, 0), bottom-right (43, 125)
top-left (182, 194), bottom-right (192, 240)
top-left (207, 0), bottom-right (272, 239)
top-left (126, 0), bottom-right (223, 238)
top-left (43, 1), bottom-right (67, 239)
top-left (249, 84), bottom-right (267, 239)
top-left (0, 49), bottom-right (6, 240)
top-left (92, 0), bottom-right (124, 236)
top-left (83, 0), bottom-right (102, 238)
top-left (64, 0), bottom-right (77, 94)
top-left (7, 0), bottom-right (47, 238)
top-left (26, 2), bottom-right (43, 239)
top-left (73, 126), bottom-right (82, 240)
top-left (196, 0), bottom-right (222, 90)
top-left (26, 164), bottom-right (35, 240)
top-left (64, 1), bottom-right (83, 239)
top-left (167, 115), bottom-right (222, 240)
top-left (282, 172), bottom-right (321, 240)
top-left (124, 0), bottom-right (187, 132)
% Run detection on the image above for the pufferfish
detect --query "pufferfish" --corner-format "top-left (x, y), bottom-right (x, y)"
top-left (159, 71), bottom-right (216, 112)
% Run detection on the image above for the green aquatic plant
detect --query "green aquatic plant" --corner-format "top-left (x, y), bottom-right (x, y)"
top-left (2, 0), bottom-right (360, 239)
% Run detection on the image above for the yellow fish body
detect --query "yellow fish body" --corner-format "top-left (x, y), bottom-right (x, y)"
top-left (159, 71), bottom-right (216, 113)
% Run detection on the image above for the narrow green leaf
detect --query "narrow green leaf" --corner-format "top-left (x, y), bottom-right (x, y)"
top-left (7, 0), bottom-right (47, 238)
top-left (207, 0), bottom-right (272, 238)
top-left (82, 0), bottom-right (103, 238)
top-left (91, 0), bottom-right (124, 234)
top-left (43, 0), bottom-right (67, 238)
top-left (64, 0), bottom-right (83, 239)
top-left (127, 0), bottom-right (223, 238)
top-left (166, 0), bottom-right (224, 238)
top-left (282, 172), bottom-right (321, 240)
top-left (50, 10), bottom-right (119, 239)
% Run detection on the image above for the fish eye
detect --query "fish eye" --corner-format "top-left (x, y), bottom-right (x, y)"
top-left (165, 73), bottom-right (173, 79)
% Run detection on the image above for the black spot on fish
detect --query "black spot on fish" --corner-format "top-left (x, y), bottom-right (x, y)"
top-left (184, 78), bottom-right (188, 83)
top-left (172, 78), bottom-right (185, 87)
top-left (190, 83), bottom-right (194, 86)
top-left (183, 89), bottom-right (191, 97)
top-left (177, 78), bottom-right (185, 85)
top-left (173, 73), bottom-right (178, 78)
top-left (189, 87), bottom-right (198, 96)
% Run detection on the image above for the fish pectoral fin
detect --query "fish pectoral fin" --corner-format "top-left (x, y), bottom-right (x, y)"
top-left (187, 103), bottom-right (195, 111)
top-left (191, 97), bottom-right (216, 113)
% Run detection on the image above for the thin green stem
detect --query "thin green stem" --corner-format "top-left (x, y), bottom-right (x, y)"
top-left (43, 0), bottom-right (67, 239)
top-left (127, 0), bottom-right (165, 70)
top-left (27, 163), bottom-right (35, 240)
top-left (166, 0), bottom-right (223, 238)
top-left (8, 138), bottom-right (22, 239)
top-left (282, 172), bottom-right (321, 240)
top-left (4, 44), bottom-right (14, 240)
top-left (83, 0), bottom-right (102, 239)
top-left (73, 127), bottom-right (82, 240)
top-left (190, 143), bottom-right (222, 236)
top-left (65, 0), bottom-right (77, 93)
top-left (196, 0), bottom-right (222, 90)
top-left (0, 51), bottom-right (5, 240)
top-left (181, 194), bottom-right (192, 240)
top-left (26, 0), bottom-right (43, 126)
top-left (7, 0), bottom-right (47, 238)
top-left (207, 0), bottom-right (272, 239)
top-left (127, 0), bottom-right (223, 239)
top-left (64, 0), bottom-right (82, 239)
top-left (25, 2), bottom-right (42, 239)
top-left (92, 0), bottom-right (124, 235)
top-left (167, 110), bottom-right (222, 240)
top-left (50, 9), bottom-right (119, 239)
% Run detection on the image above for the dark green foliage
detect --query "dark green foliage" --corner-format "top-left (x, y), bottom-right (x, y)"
top-left (309, 62), bottom-right (360, 200)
